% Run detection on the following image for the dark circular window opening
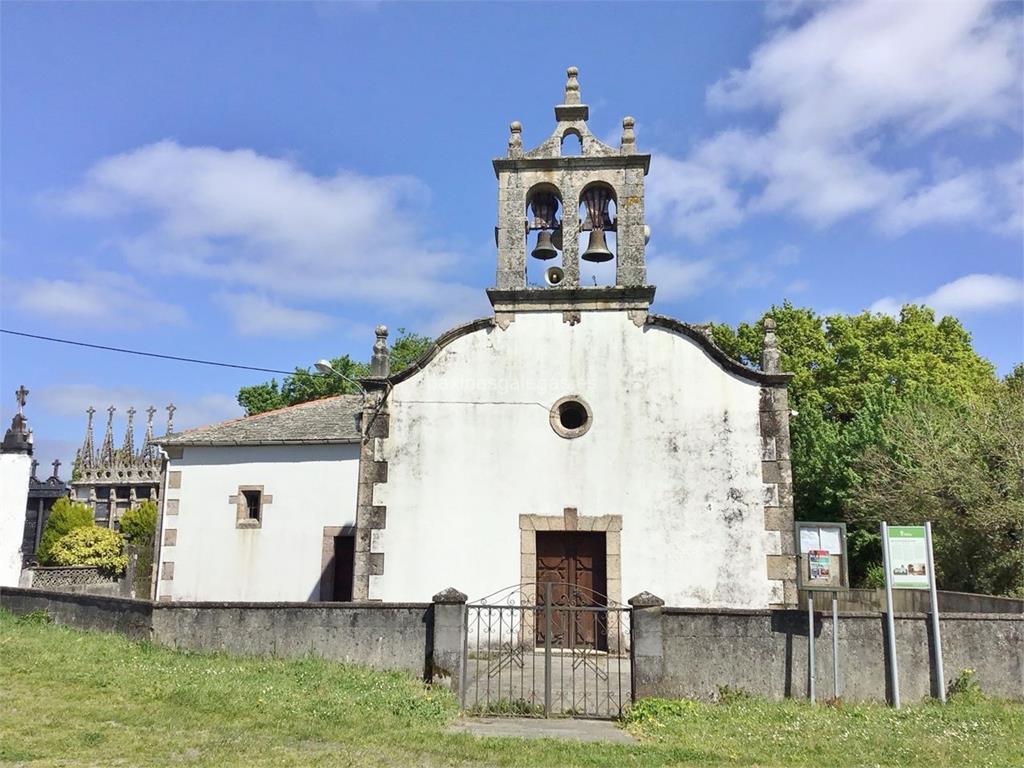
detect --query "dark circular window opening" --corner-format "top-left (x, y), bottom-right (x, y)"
top-left (550, 396), bottom-right (593, 439)
top-left (559, 401), bottom-right (587, 430)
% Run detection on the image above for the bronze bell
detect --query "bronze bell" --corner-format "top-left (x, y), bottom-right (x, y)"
top-left (581, 229), bottom-right (613, 262)
top-left (531, 230), bottom-right (558, 260)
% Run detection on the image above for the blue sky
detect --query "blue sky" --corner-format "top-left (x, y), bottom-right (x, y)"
top-left (2, 1), bottom-right (1022, 471)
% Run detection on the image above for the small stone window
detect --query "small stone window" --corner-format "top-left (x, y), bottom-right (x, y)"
top-left (243, 490), bottom-right (262, 521)
top-left (550, 396), bottom-right (593, 439)
top-left (231, 485), bottom-right (272, 529)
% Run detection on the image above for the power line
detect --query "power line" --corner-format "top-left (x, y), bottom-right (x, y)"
top-left (1, 329), bottom-right (296, 376)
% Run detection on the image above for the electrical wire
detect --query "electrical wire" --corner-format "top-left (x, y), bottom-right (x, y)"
top-left (0, 329), bottom-right (297, 376)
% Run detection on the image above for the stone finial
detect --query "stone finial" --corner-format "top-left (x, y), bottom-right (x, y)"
top-left (369, 325), bottom-right (390, 379)
top-left (78, 407), bottom-right (96, 469)
top-left (166, 403), bottom-right (176, 435)
top-left (142, 406), bottom-right (157, 461)
top-left (628, 591), bottom-right (665, 608)
top-left (101, 406), bottom-right (116, 464)
top-left (508, 121), bottom-right (523, 158)
top-left (51, 459), bottom-right (61, 479)
top-left (432, 587), bottom-right (468, 604)
top-left (554, 66), bottom-right (589, 123)
top-left (122, 406), bottom-right (136, 457)
top-left (564, 66), bottom-right (581, 105)
top-left (762, 316), bottom-right (781, 374)
top-left (31, 459), bottom-right (39, 479)
top-left (621, 116), bottom-right (636, 150)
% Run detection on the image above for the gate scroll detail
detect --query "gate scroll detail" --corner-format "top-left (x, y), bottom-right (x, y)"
top-left (460, 582), bottom-right (631, 719)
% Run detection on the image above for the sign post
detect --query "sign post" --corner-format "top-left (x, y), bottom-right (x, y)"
top-left (808, 594), bottom-right (816, 703)
top-left (795, 522), bottom-right (848, 702)
top-left (831, 590), bottom-right (840, 701)
top-left (880, 521), bottom-right (900, 708)
top-left (925, 522), bottom-right (946, 702)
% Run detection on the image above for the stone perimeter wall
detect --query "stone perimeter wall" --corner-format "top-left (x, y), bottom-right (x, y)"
top-left (3, 587), bottom-right (1020, 704)
top-left (631, 603), bottom-right (1023, 703)
top-left (0, 587), bottom-right (445, 679)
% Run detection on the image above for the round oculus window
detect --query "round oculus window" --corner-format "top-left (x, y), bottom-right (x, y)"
top-left (549, 395), bottom-right (592, 439)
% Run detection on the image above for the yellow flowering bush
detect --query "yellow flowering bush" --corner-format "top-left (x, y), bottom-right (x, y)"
top-left (50, 527), bottom-right (128, 576)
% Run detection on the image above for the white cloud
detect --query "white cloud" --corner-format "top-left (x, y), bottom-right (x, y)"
top-left (647, 254), bottom-right (718, 302)
top-left (215, 292), bottom-right (333, 338)
top-left (58, 141), bottom-right (476, 318)
top-left (648, 0), bottom-right (1023, 239)
top-left (869, 273), bottom-right (1024, 317)
top-left (646, 153), bottom-right (743, 242)
top-left (9, 269), bottom-right (186, 328)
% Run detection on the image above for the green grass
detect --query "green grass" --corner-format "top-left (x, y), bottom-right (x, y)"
top-left (1, 609), bottom-right (1020, 767)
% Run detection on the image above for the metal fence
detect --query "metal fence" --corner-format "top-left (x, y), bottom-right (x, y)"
top-left (461, 583), bottom-right (631, 719)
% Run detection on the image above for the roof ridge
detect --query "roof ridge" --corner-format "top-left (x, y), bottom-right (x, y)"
top-left (162, 393), bottom-right (364, 440)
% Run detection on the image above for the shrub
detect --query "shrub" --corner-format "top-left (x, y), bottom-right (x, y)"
top-left (947, 668), bottom-right (984, 703)
top-left (50, 527), bottom-right (128, 576)
top-left (37, 497), bottom-right (94, 564)
top-left (717, 685), bottom-right (753, 703)
top-left (120, 500), bottom-right (157, 543)
top-left (16, 610), bottom-right (52, 625)
top-left (862, 563), bottom-right (886, 589)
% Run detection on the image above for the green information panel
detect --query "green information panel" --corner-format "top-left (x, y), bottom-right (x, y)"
top-left (886, 526), bottom-right (928, 589)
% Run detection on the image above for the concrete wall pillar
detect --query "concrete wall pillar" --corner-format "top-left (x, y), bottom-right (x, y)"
top-left (431, 587), bottom-right (467, 695)
top-left (629, 591), bottom-right (665, 700)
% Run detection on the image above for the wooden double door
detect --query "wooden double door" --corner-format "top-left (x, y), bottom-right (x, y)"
top-left (535, 532), bottom-right (608, 650)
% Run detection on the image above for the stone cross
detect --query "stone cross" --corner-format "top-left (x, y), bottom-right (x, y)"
top-left (31, 459), bottom-right (39, 479)
top-left (51, 459), bottom-right (61, 479)
top-left (86, 406), bottom-right (96, 425)
top-left (146, 406), bottom-right (156, 425)
top-left (15, 385), bottom-right (29, 416)
top-left (166, 403), bottom-right (176, 434)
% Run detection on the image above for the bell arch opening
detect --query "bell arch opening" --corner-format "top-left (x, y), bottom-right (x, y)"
top-left (577, 182), bottom-right (617, 286)
top-left (525, 183), bottom-right (564, 287)
top-left (560, 128), bottom-right (582, 156)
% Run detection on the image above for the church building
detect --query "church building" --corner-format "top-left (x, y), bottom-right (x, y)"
top-left (154, 69), bottom-right (797, 609)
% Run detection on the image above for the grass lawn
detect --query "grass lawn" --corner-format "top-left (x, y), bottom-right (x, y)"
top-left (1, 609), bottom-right (1020, 767)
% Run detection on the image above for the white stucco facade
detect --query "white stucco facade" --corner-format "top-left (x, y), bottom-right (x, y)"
top-left (371, 310), bottom-right (784, 607)
top-left (156, 444), bottom-right (360, 602)
top-left (0, 452), bottom-right (31, 587)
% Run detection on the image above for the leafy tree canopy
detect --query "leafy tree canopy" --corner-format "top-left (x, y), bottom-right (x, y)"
top-left (713, 302), bottom-right (1020, 594)
top-left (237, 329), bottom-right (433, 416)
top-left (852, 385), bottom-right (1023, 596)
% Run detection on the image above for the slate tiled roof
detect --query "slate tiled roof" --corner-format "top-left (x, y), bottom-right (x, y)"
top-left (154, 395), bottom-right (363, 447)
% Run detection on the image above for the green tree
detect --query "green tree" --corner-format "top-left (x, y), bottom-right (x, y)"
top-left (120, 500), bottom-right (157, 544)
top-left (851, 383), bottom-right (1024, 596)
top-left (50, 527), bottom-right (128, 576)
top-left (237, 329), bottom-right (433, 416)
top-left (388, 328), bottom-right (433, 373)
top-left (712, 302), bottom-right (1006, 587)
top-left (37, 497), bottom-right (94, 565)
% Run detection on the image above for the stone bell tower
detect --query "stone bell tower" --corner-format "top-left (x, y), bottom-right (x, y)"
top-left (488, 67), bottom-right (653, 325)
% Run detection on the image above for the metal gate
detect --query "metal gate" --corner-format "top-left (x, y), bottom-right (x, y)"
top-left (460, 583), bottom-right (631, 719)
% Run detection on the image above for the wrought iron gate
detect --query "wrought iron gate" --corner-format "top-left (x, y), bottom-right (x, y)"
top-left (460, 583), bottom-right (631, 719)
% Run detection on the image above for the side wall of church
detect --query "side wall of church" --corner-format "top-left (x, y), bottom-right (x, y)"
top-left (0, 453), bottom-right (32, 587)
top-left (372, 311), bottom-right (784, 607)
top-left (156, 444), bottom-right (360, 602)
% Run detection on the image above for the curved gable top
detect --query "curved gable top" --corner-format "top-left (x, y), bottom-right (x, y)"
top-left (366, 314), bottom-right (791, 390)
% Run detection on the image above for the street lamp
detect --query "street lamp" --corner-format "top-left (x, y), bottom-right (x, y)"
top-left (314, 359), bottom-right (367, 395)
